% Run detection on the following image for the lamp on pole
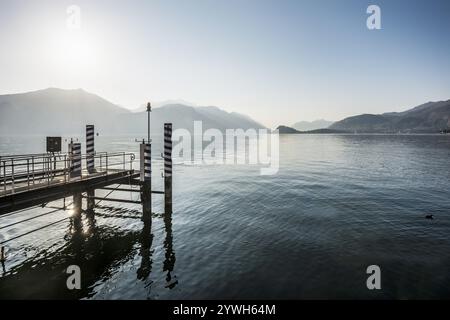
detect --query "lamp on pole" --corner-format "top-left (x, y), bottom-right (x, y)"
top-left (147, 102), bottom-right (152, 143)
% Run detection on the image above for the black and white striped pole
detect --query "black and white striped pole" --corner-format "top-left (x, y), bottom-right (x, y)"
top-left (70, 143), bottom-right (82, 179)
top-left (86, 125), bottom-right (95, 174)
top-left (140, 102), bottom-right (152, 221)
top-left (164, 123), bottom-right (173, 213)
top-left (86, 125), bottom-right (96, 211)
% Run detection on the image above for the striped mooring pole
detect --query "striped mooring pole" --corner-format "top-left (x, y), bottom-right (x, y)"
top-left (85, 125), bottom-right (96, 210)
top-left (70, 143), bottom-right (82, 179)
top-left (140, 142), bottom-right (152, 221)
top-left (164, 123), bottom-right (173, 213)
top-left (86, 125), bottom-right (95, 174)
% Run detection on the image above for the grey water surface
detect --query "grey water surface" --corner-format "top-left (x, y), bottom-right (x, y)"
top-left (1, 134), bottom-right (450, 299)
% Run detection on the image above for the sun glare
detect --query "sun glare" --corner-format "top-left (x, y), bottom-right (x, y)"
top-left (47, 29), bottom-right (98, 73)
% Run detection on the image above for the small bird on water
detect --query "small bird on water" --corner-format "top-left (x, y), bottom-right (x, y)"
top-left (425, 214), bottom-right (434, 220)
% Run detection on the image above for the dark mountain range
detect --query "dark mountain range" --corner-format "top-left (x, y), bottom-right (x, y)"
top-left (275, 125), bottom-right (349, 134)
top-left (330, 100), bottom-right (450, 133)
top-left (276, 125), bottom-right (301, 134)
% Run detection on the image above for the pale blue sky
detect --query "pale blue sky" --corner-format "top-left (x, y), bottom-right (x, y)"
top-left (0, 0), bottom-right (449, 127)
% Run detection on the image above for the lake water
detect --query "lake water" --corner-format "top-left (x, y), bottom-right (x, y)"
top-left (1, 134), bottom-right (450, 299)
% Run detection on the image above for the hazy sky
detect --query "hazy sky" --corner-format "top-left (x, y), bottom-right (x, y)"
top-left (0, 0), bottom-right (449, 127)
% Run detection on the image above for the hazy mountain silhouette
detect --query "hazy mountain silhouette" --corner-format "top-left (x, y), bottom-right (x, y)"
top-left (115, 105), bottom-right (266, 135)
top-left (3, 88), bottom-right (447, 136)
top-left (0, 88), bottom-right (265, 136)
top-left (0, 88), bottom-right (129, 135)
top-left (133, 99), bottom-right (197, 112)
top-left (330, 100), bottom-right (450, 133)
top-left (291, 119), bottom-right (334, 131)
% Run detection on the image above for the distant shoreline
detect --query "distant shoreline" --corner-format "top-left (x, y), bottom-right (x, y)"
top-left (276, 132), bottom-right (449, 135)
top-left (275, 125), bottom-right (450, 135)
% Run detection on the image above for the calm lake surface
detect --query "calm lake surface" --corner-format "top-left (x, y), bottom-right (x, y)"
top-left (1, 134), bottom-right (450, 299)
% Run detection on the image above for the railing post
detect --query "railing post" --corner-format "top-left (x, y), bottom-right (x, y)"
top-left (32, 156), bottom-right (35, 185)
top-left (2, 161), bottom-right (6, 194)
top-left (46, 155), bottom-right (50, 186)
top-left (68, 142), bottom-right (73, 180)
top-left (11, 159), bottom-right (14, 194)
top-left (27, 158), bottom-right (30, 188)
top-left (64, 155), bottom-right (67, 183)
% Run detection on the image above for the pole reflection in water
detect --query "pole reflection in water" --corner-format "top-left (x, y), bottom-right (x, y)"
top-left (1, 258), bottom-right (5, 276)
top-left (0, 202), bottom-right (141, 299)
top-left (136, 220), bottom-right (153, 286)
top-left (0, 191), bottom-right (179, 298)
top-left (163, 208), bottom-right (177, 289)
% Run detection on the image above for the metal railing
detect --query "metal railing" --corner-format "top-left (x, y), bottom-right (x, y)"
top-left (0, 152), bottom-right (135, 195)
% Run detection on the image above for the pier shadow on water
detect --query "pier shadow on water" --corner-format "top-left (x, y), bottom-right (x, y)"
top-left (0, 200), bottom-right (177, 299)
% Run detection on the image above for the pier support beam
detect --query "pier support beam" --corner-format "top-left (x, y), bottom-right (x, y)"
top-left (86, 189), bottom-right (95, 212)
top-left (164, 123), bottom-right (173, 214)
top-left (70, 140), bottom-right (83, 231)
top-left (1, 246), bottom-right (5, 273)
top-left (140, 143), bottom-right (152, 222)
top-left (86, 125), bottom-right (95, 174)
top-left (72, 192), bottom-right (83, 233)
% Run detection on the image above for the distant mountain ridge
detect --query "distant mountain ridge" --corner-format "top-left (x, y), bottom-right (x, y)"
top-left (133, 99), bottom-right (197, 112)
top-left (291, 119), bottom-right (334, 131)
top-left (0, 88), bottom-right (129, 135)
top-left (330, 100), bottom-right (450, 133)
top-left (0, 88), bottom-right (265, 135)
top-left (118, 104), bottom-right (266, 135)
top-left (1, 88), bottom-right (449, 136)
top-left (275, 125), bottom-right (349, 134)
